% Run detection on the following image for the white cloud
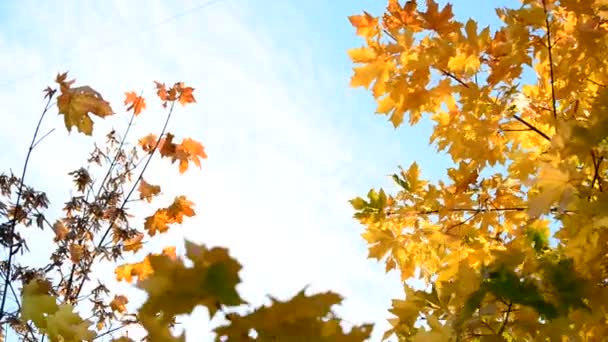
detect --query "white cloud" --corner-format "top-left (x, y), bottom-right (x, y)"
top-left (0, 0), bottom-right (403, 341)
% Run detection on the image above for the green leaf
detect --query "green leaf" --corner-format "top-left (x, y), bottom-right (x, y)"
top-left (349, 197), bottom-right (368, 210)
top-left (391, 174), bottom-right (410, 191)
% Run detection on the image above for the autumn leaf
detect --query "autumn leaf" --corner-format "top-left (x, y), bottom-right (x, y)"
top-left (215, 288), bottom-right (373, 341)
top-left (136, 241), bottom-right (245, 340)
top-left (139, 133), bottom-right (158, 152)
top-left (348, 0), bottom-right (605, 340)
top-left (154, 81), bottom-right (169, 102)
top-left (138, 179), bottom-right (161, 203)
top-left (144, 196), bottom-right (195, 236)
top-left (69, 244), bottom-right (84, 263)
top-left (52, 220), bottom-right (68, 241)
top-left (45, 304), bottom-right (96, 341)
top-left (176, 138), bottom-right (207, 172)
top-left (110, 295), bottom-right (129, 313)
top-left (176, 83), bottom-right (196, 105)
top-left (56, 73), bottom-right (113, 135)
top-left (123, 232), bottom-right (144, 252)
top-left (348, 11), bottom-right (378, 39)
top-left (21, 279), bottom-right (58, 330)
top-left (124, 91), bottom-right (146, 115)
top-left (115, 246), bottom-right (177, 283)
top-left (420, 1), bottom-right (461, 35)
top-left (157, 133), bottom-right (207, 173)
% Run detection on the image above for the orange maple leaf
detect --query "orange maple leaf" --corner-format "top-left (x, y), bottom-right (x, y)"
top-left (166, 196), bottom-right (195, 223)
top-left (144, 196), bottom-right (195, 236)
top-left (157, 133), bottom-right (207, 173)
top-left (176, 138), bottom-right (207, 173)
top-left (124, 91), bottom-right (147, 115)
top-left (138, 179), bottom-right (161, 203)
top-left (139, 134), bottom-right (158, 153)
top-left (154, 81), bottom-right (168, 102)
top-left (176, 83), bottom-right (196, 105)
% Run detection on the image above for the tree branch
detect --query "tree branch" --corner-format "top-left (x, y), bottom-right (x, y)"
top-left (72, 101), bottom-right (176, 300)
top-left (542, 0), bottom-right (558, 121)
top-left (0, 95), bottom-right (53, 321)
top-left (498, 301), bottom-right (512, 335)
top-left (512, 115), bottom-right (552, 141)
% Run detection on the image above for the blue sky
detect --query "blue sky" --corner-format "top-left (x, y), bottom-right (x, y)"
top-left (0, 0), bottom-right (520, 340)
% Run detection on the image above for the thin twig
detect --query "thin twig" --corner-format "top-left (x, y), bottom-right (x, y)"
top-left (93, 322), bottom-right (132, 340)
top-left (590, 150), bottom-right (603, 195)
top-left (0, 95), bottom-right (53, 321)
top-left (498, 302), bottom-right (512, 335)
top-left (512, 115), bottom-right (552, 141)
top-left (73, 101), bottom-right (176, 300)
top-left (438, 68), bottom-right (471, 88)
top-left (64, 101), bottom-right (140, 302)
top-left (542, 0), bottom-right (558, 121)
top-left (31, 128), bottom-right (55, 149)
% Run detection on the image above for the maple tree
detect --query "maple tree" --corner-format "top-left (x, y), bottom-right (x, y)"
top-left (0, 73), bottom-right (371, 341)
top-left (349, 0), bottom-right (608, 340)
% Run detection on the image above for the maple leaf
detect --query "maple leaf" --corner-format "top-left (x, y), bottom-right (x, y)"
top-left (138, 179), bottom-right (161, 203)
top-left (21, 279), bottom-right (58, 330)
top-left (45, 304), bottom-right (96, 341)
top-left (176, 138), bottom-right (207, 173)
top-left (419, 0), bottom-right (461, 35)
top-left (139, 133), bottom-right (158, 153)
top-left (69, 243), bottom-right (84, 263)
top-left (215, 288), bottom-right (373, 341)
top-left (176, 83), bottom-right (196, 105)
top-left (110, 295), bottom-right (129, 313)
top-left (115, 247), bottom-right (176, 283)
top-left (348, 11), bottom-right (379, 39)
top-left (56, 73), bottom-right (113, 135)
top-left (123, 232), bottom-right (144, 252)
top-left (136, 241), bottom-right (245, 340)
top-left (52, 220), bottom-right (68, 241)
top-left (347, 1), bottom-right (608, 339)
top-left (144, 196), bottom-right (195, 236)
top-left (159, 133), bottom-right (178, 157)
top-left (154, 81), bottom-right (169, 102)
top-left (528, 164), bottom-right (576, 218)
top-left (144, 210), bottom-right (170, 236)
top-left (157, 134), bottom-right (207, 173)
top-left (124, 91), bottom-right (146, 115)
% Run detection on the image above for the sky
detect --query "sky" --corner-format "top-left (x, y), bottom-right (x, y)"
top-left (0, 0), bottom-right (519, 340)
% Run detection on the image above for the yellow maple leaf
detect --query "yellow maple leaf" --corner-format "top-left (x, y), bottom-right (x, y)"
top-left (56, 73), bottom-right (113, 135)
top-left (45, 304), bottom-right (96, 341)
top-left (21, 279), bottom-right (58, 330)
top-left (348, 11), bottom-right (378, 38)
top-left (69, 244), bottom-right (84, 263)
top-left (115, 247), bottom-right (176, 283)
top-left (123, 232), bottom-right (144, 252)
top-left (528, 164), bottom-right (576, 218)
